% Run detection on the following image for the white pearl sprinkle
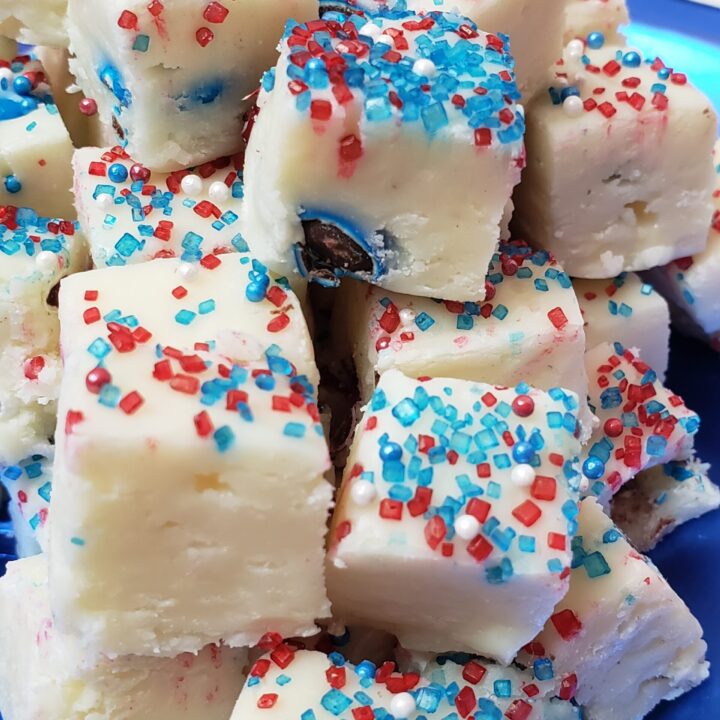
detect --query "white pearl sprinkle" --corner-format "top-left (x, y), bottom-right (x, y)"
top-left (566, 39), bottom-right (585, 59)
top-left (208, 181), bottom-right (230, 203)
top-left (390, 693), bottom-right (417, 719)
top-left (511, 464), bottom-right (536, 487)
top-left (360, 21), bottom-right (381, 39)
top-left (376, 34), bottom-right (394, 47)
top-left (562, 95), bottom-right (584, 117)
top-left (180, 173), bottom-right (203, 197)
top-left (177, 262), bottom-right (198, 280)
top-left (35, 251), bottom-right (57, 272)
top-left (399, 308), bottom-right (416, 327)
top-left (454, 514), bottom-right (481, 541)
top-left (579, 476), bottom-right (590, 493)
top-left (350, 479), bottom-right (377, 506)
top-left (412, 58), bottom-right (437, 78)
top-left (95, 193), bottom-right (114, 211)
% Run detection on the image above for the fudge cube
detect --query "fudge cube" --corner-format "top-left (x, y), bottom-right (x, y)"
top-left (50, 255), bottom-right (331, 656)
top-left (326, 369), bottom-right (582, 663)
top-left (0, 53), bottom-right (75, 218)
top-left (575, 272), bottom-right (670, 378)
top-left (0, 205), bottom-right (87, 462)
top-left (73, 145), bottom-right (247, 268)
top-left (1, 453), bottom-right (52, 557)
top-left (322, 0), bottom-right (567, 99)
top-left (339, 241), bottom-right (589, 432)
top-left (0, 0), bottom-right (68, 47)
top-left (612, 457), bottom-right (720, 551)
top-left (525, 498), bottom-right (709, 720)
top-left (0, 36), bottom-right (16, 59)
top-left (0, 555), bottom-right (249, 720)
top-left (646, 140), bottom-right (720, 351)
top-left (66, 0), bottom-right (317, 171)
top-left (231, 648), bottom-right (581, 719)
top-left (582, 342), bottom-right (699, 503)
top-left (563, 0), bottom-right (629, 44)
top-left (242, 10), bottom-right (525, 301)
top-left (514, 36), bottom-right (717, 278)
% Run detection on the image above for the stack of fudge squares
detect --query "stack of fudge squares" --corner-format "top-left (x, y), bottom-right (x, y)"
top-left (0, 0), bottom-right (718, 719)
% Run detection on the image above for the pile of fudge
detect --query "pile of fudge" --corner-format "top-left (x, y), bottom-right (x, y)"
top-left (0, 0), bottom-right (718, 718)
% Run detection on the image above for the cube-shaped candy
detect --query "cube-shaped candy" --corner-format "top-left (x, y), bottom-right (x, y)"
top-left (50, 255), bottom-right (331, 656)
top-left (0, 36), bottom-right (16, 60)
top-left (575, 272), bottom-right (670, 378)
top-left (230, 648), bottom-right (581, 719)
top-left (65, 0), bottom-right (317, 171)
top-left (0, 0), bottom-right (68, 47)
top-left (1, 453), bottom-right (52, 557)
top-left (321, 0), bottom-right (567, 99)
top-left (0, 555), bottom-right (249, 720)
top-left (514, 36), bottom-right (717, 278)
top-left (563, 0), bottom-right (629, 44)
top-left (242, 10), bottom-right (525, 301)
top-left (524, 498), bottom-right (709, 720)
top-left (612, 457), bottom-right (720, 551)
top-left (581, 342), bottom-right (699, 503)
top-left (646, 140), bottom-right (720, 351)
top-left (0, 205), bottom-right (87, 462)
top-left (339, 241), bottom-right (589, 431)
top-left (326, 369), bottom-right (582, 663)
top-left (0, 53), bottom-right (75, 218)
top-left (73, 145), bottom-right (246, 268)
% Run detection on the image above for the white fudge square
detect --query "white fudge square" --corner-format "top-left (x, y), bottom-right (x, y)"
top-left (242, 10), bottom-right (525, 301)
top-left (1, 453), bottom-right (52, 557)
top-left (525, 498), bottom-right (709, 720)
top-left (563, 0), bottom-right (629, 44)
top-left (646, 140), bottom-right (720, 351)
top-left (50, 255), bottom-right (331, 657)
top-left (581, 342), bottom-right (699, 503)
top-left (339, 241), bottom-right (589, 429)
top-left (0, 53), bottom-right (75, 219)
top-left (514, 37), bottom-right (717, 278)
top-left (0, 205), bottom-right (87, 462)
top-left (612, 457), bottom-right (720, 552)
top-left (73, 145), bottom-right (246, 268)
top-left (0, 555), bottom-right (249, 720)
top-left (0, 0), bottom-right (68, 47)
top-left (327, 369), bottom-right (582, 664)
top-left (231, 648), bottom-right (581, 719)
top-left (65, 0), bottom-right (317, 171)
top-left (574, 272), bottom-right (670, 379)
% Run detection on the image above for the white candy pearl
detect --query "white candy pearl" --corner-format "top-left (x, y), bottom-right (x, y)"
top-left (566, 39), bottom-right (585, 59)
top-left (181, 173), bottom-right (203, 197)
top-left (454, 514), bottom-right (481, 541)
top-left (399, 308), bottom-right (416, 327)
top-left (413, 58), bottom-right (437, 78)
top-left (360, 21), bottom-right (381, 39)
top-left (511, 463), bottom-right (536, 487)
top-left (376, 34), bottom-right (394, 46)
top-left (208, 181), bottom-right (229, 203)
top-left (177, 261), bottom-right (198, 280)
top-left (390, 693), bottom-right (416, 719)
top-left (562, 95), bottom-right (584, 117)
top-left (351, 479), bottom-right (376, 506)
top-left (35, 251), bottom-right (57, 272)
top-left (95, 193), bottom-right (114, 211)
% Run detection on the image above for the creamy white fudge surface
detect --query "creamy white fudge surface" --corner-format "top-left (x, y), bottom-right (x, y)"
top-left (0, 53), bottom-right (75, 219)
top-left (0, 205), bottom-right (87, 462)
top-left (50, 256), bottom-right (331, 657)
top-left (647, 140), bottom-right (720, 351)
top-left (0, 555), bottom-right (249, 720)
top-left (582, 342), bottom-right (699, 503)
top-left (242, 10), bottom-right (524, 301)
top-left (327, 369), bottom-right (582, 664)
top-left (0, 35), bottom-right (16, 59)
top-left (514, 35), bottom-right (717, 279)
top-left (339, 240), bottom-right (589, 429)
top-left (612, 457), bottom-right (720, 552)
top-left (231, 648), bottom-right (581, 719)
top-left (74, 145), bottom-right (247, 269)
top-left (322, 0), bottom-right (567, 100)
top-left (0, 0), bottom-right (68, 47)
top-left (524, 498), bottom-right (709, 720)
top-left (1, 453), bottom-right (52, 557)
top-left (66, 0), bottom-right (317, 171)
top-left (574, 272), bottom-right (670, 378)
top-left (563, 0), bottom-right (629, 44)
